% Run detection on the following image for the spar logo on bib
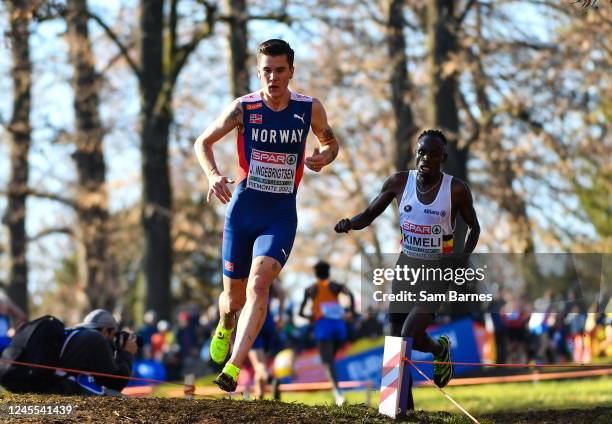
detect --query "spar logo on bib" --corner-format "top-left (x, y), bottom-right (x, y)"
top-left (247, 149), bottom-right (297, 194)
top-left (252, 150), bottom-right (292, 164)
top-left (402, 221), bottom-right (432, 235)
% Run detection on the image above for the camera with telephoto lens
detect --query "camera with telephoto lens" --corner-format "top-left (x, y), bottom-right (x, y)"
top-left (114, 330), bottom-right (144, 351)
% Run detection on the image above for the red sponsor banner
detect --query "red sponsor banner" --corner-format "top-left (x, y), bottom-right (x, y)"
top-left (402, 221), bottom-right (432, 234)
top-left (246, 102), bottom-right (263, 110)
top-left (249, 114), bottom-right (262, 124)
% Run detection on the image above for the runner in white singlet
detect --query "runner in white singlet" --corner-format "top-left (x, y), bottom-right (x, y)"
top-left (334, 129), bottom-right (480, 408)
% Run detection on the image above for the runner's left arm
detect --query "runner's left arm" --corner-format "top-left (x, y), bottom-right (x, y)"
top-left (329, 282), bottom-right (356, 317)
top-left (306, 99), bottom-right (339, 172)
top-left (454, 180), bottom-right (480, 255)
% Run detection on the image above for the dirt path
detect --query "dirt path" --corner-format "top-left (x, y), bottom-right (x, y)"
top-left (0, 395), bottom-right (610, 423)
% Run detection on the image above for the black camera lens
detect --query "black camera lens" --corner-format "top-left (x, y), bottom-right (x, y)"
top-left (114, 331), bottom-right (144, 350)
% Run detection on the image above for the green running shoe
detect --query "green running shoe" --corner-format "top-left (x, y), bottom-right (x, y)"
top-left (433, 335), bottom-right (453, 388)
top-left (214, 363), bottom-right (240, 393)
top-left (209, 326), bottom-right (232, 367)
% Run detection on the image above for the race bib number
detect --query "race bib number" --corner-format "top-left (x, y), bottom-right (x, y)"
top-left (320, 302), bottom-right (344, 319)
top-left (401, 221), bottom-right (443, 258)
top-left (247, 149), bottom-right (297, 194)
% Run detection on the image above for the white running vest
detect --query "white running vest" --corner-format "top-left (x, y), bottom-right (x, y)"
top-left (398, 171), bottom-right (454, 258)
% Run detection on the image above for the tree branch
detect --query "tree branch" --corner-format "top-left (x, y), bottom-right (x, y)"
top-left (457, 88), bottom-right (481, 146)
top-left (32, 0), bottom-right (66, 22)
top-left (456, 0), bottom-right (477, 27)
top-left (169, 0), bottom-right (179, 59)
top-left (0, 188), bottom-right (77, 209)
top-left (153, 2), bottom-right (219, 118)
top-left (99, 41), bottom-right (137, 74)
top-left (246, 13), bottom-right (291, 23)
top-left (87, 11), bottom-right (141, 81)
top-left (28, 227), bottom-right (74, 242)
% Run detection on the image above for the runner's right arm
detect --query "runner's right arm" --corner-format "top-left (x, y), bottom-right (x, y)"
top-left (298, 287), bottom-right (314, 322)
top-left (334, 172), bottom-right (406, 232)
top-left (193, 99), bottom-right (243, 204)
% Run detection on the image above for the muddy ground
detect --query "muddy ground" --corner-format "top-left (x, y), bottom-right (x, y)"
top-left (0, 395), bottom-right (611, 424)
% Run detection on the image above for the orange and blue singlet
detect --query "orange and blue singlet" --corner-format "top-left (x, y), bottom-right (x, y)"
top-left (222, 91), bottom-right (312, 278)
top-left (309, 280), bottom-right (348, 342)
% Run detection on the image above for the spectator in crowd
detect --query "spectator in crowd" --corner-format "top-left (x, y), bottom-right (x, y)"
top-left (565, 303), bottom-right (588, 362)
top-left (358, 306), bottom-right (383, 339)
top-left (150, 320), bottom-right (173, 361)
top-left (176, 311), bottom-right (200, 376)
top-left (279, 304), bottom-right (306, 351)
top-left (488, 285), bottom-right (508, 363)
top-left (501, 294), bottom-right (531, 364)
top-left (527, 289), bottom-right (555, 364)
top-left (136, 310), bottom-right (157, 359)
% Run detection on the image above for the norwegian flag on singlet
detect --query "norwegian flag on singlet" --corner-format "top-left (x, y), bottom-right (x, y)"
top-left (249, 114), bottom-right (263, 124)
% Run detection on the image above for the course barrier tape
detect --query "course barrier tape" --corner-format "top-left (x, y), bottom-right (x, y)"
top-left (407, 359), bottom-right (480, 424)
top-left (404, 358), bottom-right (612, 368)
top-left (0, 357), bottom-right (194, 395)
top-left (1, 356), bottom-right (609, 402)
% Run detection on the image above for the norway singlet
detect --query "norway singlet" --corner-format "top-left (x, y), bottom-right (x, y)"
top-left (222, 91), bottom-right (313, 278)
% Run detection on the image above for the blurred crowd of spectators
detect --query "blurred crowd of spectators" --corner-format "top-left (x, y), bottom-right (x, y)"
top-left (129, 302), bottom-right (385, 380)
top-left (0, 287), bottom-right (609, 383)
top-left (127, 288), bottom-right (610, 381)
top-left (488, 288), bottom-right (611, 365)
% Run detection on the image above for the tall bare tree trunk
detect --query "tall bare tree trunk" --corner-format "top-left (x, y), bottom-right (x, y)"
top-left (140, 0), bottom-right (173, 320)
top-left (387, 0), bottom-right (418, 171)
top-left (226, 0), bottom-right (249, 97)
top-left (66, 0), bottom-right (116, 311)
top-left (427, 0), bottom-right (468, 251)
top-left (5, 0), bottom-right (33, 316)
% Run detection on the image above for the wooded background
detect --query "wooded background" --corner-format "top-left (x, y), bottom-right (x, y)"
top-left (0, 0), bottom-right (609, 324)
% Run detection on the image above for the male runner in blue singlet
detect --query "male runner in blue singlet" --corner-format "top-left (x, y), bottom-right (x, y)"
top-left (194, 39), bottom-right (339, 391)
